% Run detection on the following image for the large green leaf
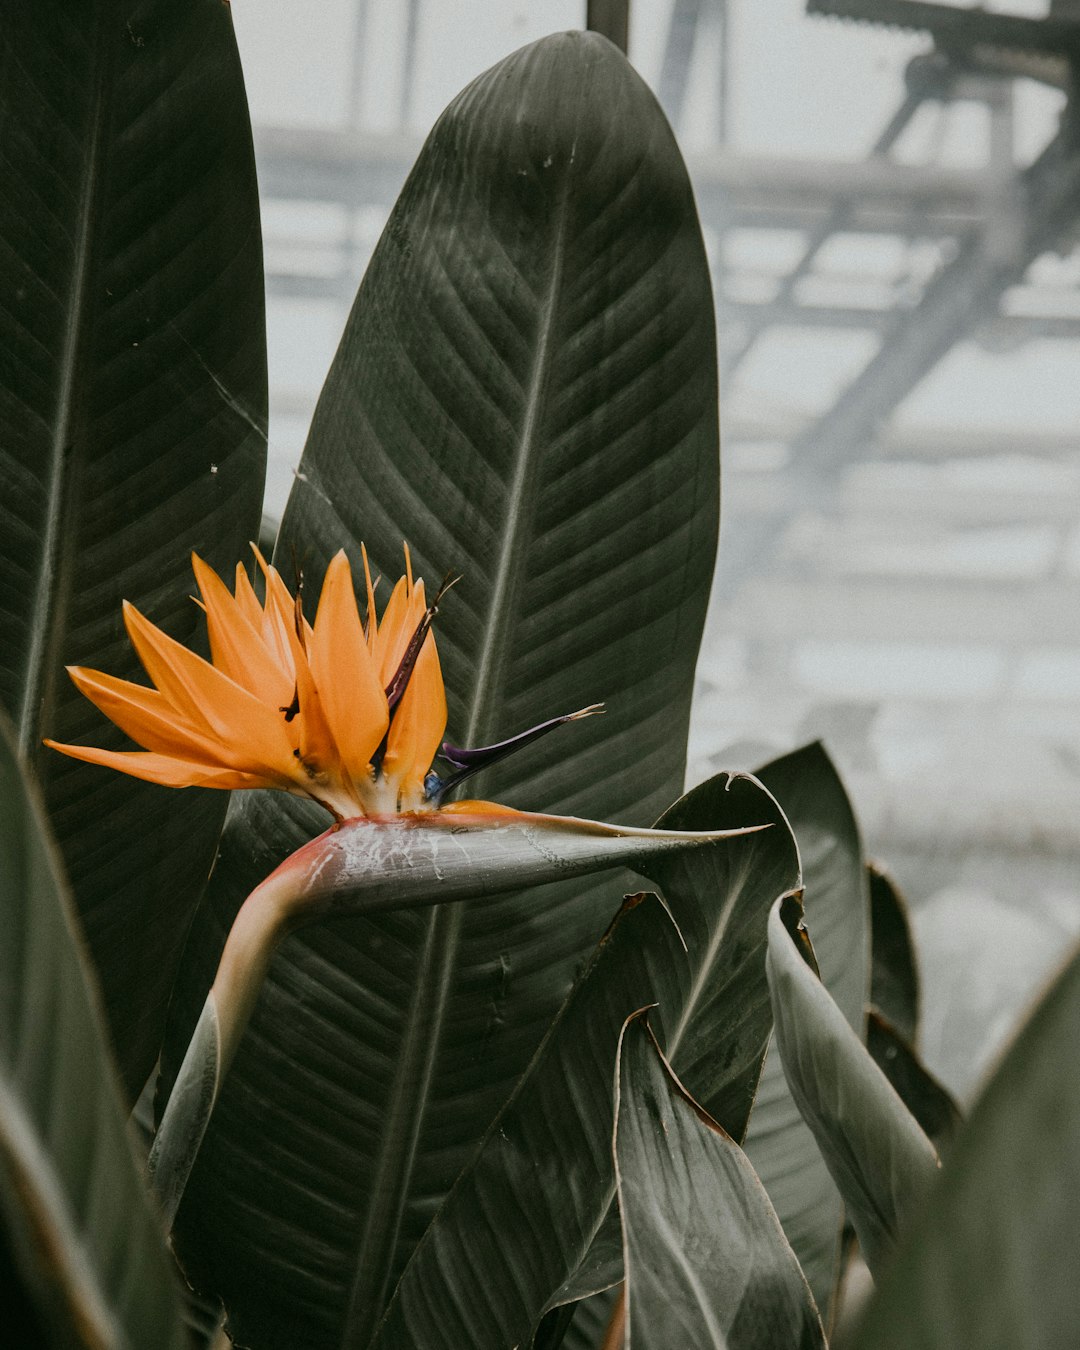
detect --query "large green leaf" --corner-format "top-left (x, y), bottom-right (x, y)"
top-left (766, 897), bottom-right (938, 1278)
top-left (0, 713), bottom-right (188, 1348)
top-left (866, 1013), bottom-right (961, 1154)
top-left (0, 0), bottom-right (267, 1097)
top-left (868, 863), bottom-right (919, 1044)
top-left (614, 1015), bottom-right (823, 1350)
top-left (850, 941), bottom-right (1080, 1349)
top-left (741, 744), bottom-right (870, 1317)
top-left (560, 1291), bottom-right (620, 1350)
top-left (865, 866), bottom-right (960, 1153)
top-left (371, 772), bottom-right (801, 1350)
top-left (163, 30), bottom-right (718, 1348)
top-left (149, 808), bottom-right (765, 1227)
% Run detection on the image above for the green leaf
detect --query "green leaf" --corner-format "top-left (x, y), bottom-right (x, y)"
top-left (163, 30), bottom-right (718, 1348)
top-left (868, 863), bottom-right (919, 1044)
top-left (371, 772), bottom-right (801, 1350)
top-left (866, 1013), bottom-right (962, 1153)
top-left (766, 897), bottom-right (938, 1279)
top-left (850, 941), bottom-right (1080, 1349)
top-left (531, 1303), bottom-right (583, 1350)
top-left (0, 713), bottom-right (188, 1348)
top-left (614, 1015), bottom-right (823, 1350)
top-left (865, 868), bottom-right (948, 1156)
top-left (560, 1288), bottom-right (620, 1350)
top-left (0, 0), bottom-right (267, 1097)
top-left (149, 809), bottom-right (765, 1228)
top-left (741, 743), bottom-right (870, 1317)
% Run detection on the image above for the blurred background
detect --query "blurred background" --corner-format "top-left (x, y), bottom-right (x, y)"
top-left (232, 0), bottom-right (1080, 1097)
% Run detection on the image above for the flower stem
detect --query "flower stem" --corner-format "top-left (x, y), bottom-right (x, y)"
top-left (148, 866), bottom-right (299, 1226)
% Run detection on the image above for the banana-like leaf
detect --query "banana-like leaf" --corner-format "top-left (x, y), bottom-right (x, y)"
top-left (741, 744), bottom-right (870, 1318)
top-left (766, 897), bottom-right (939, 1278)
top-left (558, 764), bottom-right (858, 1348)
top-left (371, 772), bottom-right (801, 1350)
top-left (614, 1015), bottom-right (824, 1350)
top-left (564, 781), bottom-right (861, 1337)
top-left (163, 30), bottom-right (718, 1348)
top-left (0, 1), bottom-right (267, 1097)
top-left (866, 1013), bottom-right (962, 1153)
top-left (0, 714), bottom-right (188, 1348)
top-left (149, 808), bottom-right (765, 1228)
top-left (849, 941), bottom-right (1080, 1349)
top-left (531, 1304), bottom-right (581, 1350)
top-left (868, 863), bottom-right (919, 1044)
top-left (560, 1289), bottom-right (620, 1350)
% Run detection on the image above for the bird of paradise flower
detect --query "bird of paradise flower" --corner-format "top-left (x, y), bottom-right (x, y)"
top-left (45, 544), bottom-right (599, 819)
top-left (45, 547), bottom-right (765, 1226)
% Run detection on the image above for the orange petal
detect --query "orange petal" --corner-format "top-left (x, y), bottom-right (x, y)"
top-left (260, 606), bottom-right (295, 679)
top-left (253, 549), bottom-right (299, 636)
top-left (247, 551), bottom-right (348, 788)
top-left (236, 555), bottom-right (294, 675)
top-left (121, 602), bottom-right (217, 732)
top-left (191, 553), bottom-right (292, 707)
top-left (381, 628), bottom-right (447, 804)
top-left (309, 552), bottom-right (389, 778)
top-left (122, 603), bottom-right (297, 775)
top-left (255, 564), bottom-right (342, 779)
top-left (293, 649), bottom-right (340, 776)
top-left (431, 800), bottom-right (530, 822)
top-left (233, 560), bottom-right (265, 630)
top-left (42, 741), bottom-right (271, 791)
top-left (65, 666), bottom-right (231, 766)
top-left (373, 573), bottom-right (427, 686)
top-left (361, 543), bottom-right (379, 647)
top-left (250, 547), bottom-right (300, 674)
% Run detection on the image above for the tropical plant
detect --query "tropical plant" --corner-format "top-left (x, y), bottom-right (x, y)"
top-left (1, 9), bottom-right (1076, 1350)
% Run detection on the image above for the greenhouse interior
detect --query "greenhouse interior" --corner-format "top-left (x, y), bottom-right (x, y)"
top-left (2, 2), bottom-right (1078, 1347)
top-left (245, 0), bottom-right (1080, 1097)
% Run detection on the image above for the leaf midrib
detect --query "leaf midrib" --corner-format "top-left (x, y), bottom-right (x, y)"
top-left (340, 168), bottom-right (572, 1348)
top-left (17, 5), bottom-right (110, 754)
top-left (462, 171), bottom-right (570, 748)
